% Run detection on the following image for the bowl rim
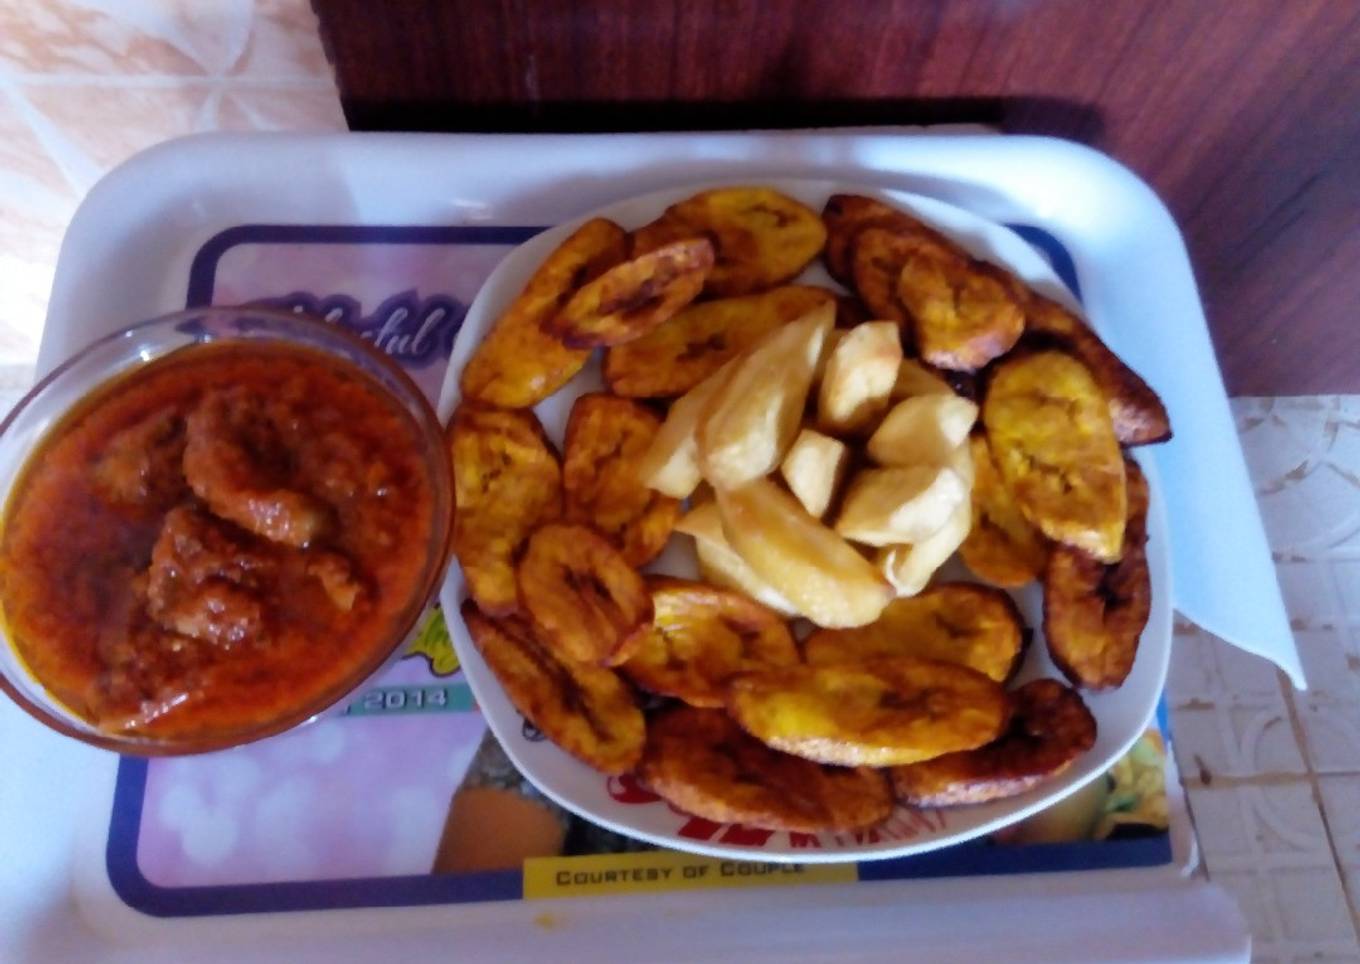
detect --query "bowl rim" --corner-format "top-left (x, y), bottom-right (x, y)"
top-left (0, 306), bottom-right (454, 755)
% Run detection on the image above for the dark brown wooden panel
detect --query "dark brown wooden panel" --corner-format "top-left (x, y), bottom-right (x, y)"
top-left (315, 0), bottom-right (1360, 396)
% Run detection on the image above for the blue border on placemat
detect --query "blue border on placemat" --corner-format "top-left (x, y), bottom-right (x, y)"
top-left (106, 219), bottom-right (1168, 919)
top-left (106, 758), bottom-right (524, 915)
top-left (183, 223), bottom-right (1081, 310)
top-left (185, 224), bottom-right (549, 307)
top-left (107, 751), bottom-right (1171, 917)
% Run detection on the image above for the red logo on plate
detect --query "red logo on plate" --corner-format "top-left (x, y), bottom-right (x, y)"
top-left (606, 773), bottom-right (662, 804)
top-left (600, 776), bottom-right (950, 849)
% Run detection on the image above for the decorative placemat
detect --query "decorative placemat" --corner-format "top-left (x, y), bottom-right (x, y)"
top-left (100, 220), bottom-right (1174, 917)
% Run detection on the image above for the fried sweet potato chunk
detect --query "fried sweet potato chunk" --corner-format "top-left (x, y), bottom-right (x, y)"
top-left (697, 302), bottom-right (833, 489)
top-left (717, 478), bottom-right (893, 629)
top-left (875, 497), bottom-right (972, 599)
top-left (636, 358), bottom-right (739, 499)
top-left (867, 394), bottom-right (978, 467)
top-left (449, 405), bottom-right (562, 616)
top-left (821, 194), bottom-right (952, 287)
top-left (895, 240), bottom-right (1025, 372)
top-left (675, 502), bottom-right (799, 617)
top-left (638, 187), bottom-right (827, 297)
top-left (982, 351), bottom-right (1127, 563)
top-left (461, 601), bottom-right (644, 774)
top-left (562, 394), bottom-right (679, 566)
top-left (816, 321), bottom-right (903, 435)
top-left (803, 583), bottom-right (1026, 683)
top-left (834, 464), bottom-right (968, 547)
top-left (603, 285), bottom-right (835, 398)
top-left (891, 678), bottom-right (1096, 806)
top-left (890, 358), bottom-right (956, 400)
top-left (460, 218), bottom-right (627, 408)
top-left (620, 578), bottom-right (798, 708)
top-left (1024, 294), bottom-right (1172, 446)
top-left (959, 433), bottom-right (1050, 587)
top-left (943, 435), bottom-right (977, 487)
top-left (728, 657), bottom-right (1010, 767)
top-left (811, 327), bottom-right (845, 388)
top-left (780, 428), bottom-right (849, 518)
top-left (517, 523), bottom-right (653, 666)
top-left (638, 706), bottom-right (893, 833)
top-left (548, 239), bottom-right (714, 348)
top-left (1043, 458), bottom-right (1152, 689)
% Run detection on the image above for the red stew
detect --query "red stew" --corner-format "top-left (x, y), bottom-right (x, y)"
top-left (0, 343), bottom-right (437, 744)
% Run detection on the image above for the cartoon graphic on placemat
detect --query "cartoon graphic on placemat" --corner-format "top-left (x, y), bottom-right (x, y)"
top-left (994, 731), bottom-right (1170, 846)
top-left (403, 606), bottom-right (461, 678)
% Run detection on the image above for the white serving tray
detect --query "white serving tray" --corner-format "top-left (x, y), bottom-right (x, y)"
top-left (3, 129), bottom-right (1260, 961)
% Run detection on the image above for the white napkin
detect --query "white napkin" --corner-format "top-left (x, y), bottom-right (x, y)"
top-left (1091, 226), bottom-right (1306, 690)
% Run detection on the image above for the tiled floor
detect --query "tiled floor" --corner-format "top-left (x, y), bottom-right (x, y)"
top-left (1171, 398), bottom-right (1360, 962)
top-left (1, 2), bottom-right (1359, 960)
top-left (0, 0), bottom-right (343, 387)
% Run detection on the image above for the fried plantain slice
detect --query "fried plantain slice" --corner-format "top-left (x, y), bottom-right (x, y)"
top-left (547, 238), bottom-right (712, 348)
top-left (1043, 457), bottom-right (1152, 689)
top-left (891, 678), bottom-right (1096, 806)
top-left (461, 218), bottom-right (627, 407)
top-left (849, 227), bottom-right (922, 325)
top-left (959, 433), bottom-right (1050, 587)
top-left (639, 187), bottom-right (826, 297)
top-left (449, 404), bottom-right (562, 616)
top-left (638, 706), bottom-right (893, 833)
top-left (517, 522), bottom-right (653, 666)
top-left (461, 601), bottom-right (644, 774)
top-left (562, 393), bottom-right (680, 566)
top-left (629, 211), bottom-right (699, 259)
top-left (727, 657), bottom-right (1011, 767)
top-left (896, 243), bottom-right (1025, 372)
top-left (603, 285), bottom-right (835, 398)
top-left (821, 194), bottom-right (953, 287)
top-left (620, 578), bottom-right (798, 708)
top-left (1024, 294), bottom-right (1172, 445)
top-left (803, 583), bottom-right (1026, 683)
top-left (982, 350), bottom-right (1127, 563)
top-left (847, 210), bottom-right (1023, 372)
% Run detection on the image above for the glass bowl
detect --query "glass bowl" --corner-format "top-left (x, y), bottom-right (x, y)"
top-left (0, 307), bottom-right (453, 755)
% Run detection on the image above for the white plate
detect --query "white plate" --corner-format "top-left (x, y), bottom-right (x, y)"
top-left (436, 178), bottom-right (1172, 863)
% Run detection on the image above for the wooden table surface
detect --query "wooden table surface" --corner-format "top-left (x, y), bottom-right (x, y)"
top-left (315, 0), bottom-right (1360, 397)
